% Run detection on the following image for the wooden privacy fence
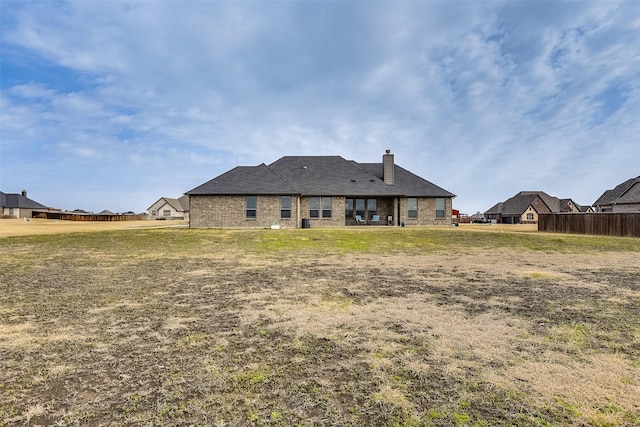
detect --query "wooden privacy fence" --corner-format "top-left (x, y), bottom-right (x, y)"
top-left (538, 213), bottom-right (640, 237)
top-left (34, 211), bottom-right (146, 221)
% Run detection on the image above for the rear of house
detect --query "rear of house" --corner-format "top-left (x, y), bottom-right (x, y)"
top-left (186, 151), bottom-right (455, 228)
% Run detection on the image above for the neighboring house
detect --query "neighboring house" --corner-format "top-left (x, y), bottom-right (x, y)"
top-left (0, 190), bottom-right (49, 218)
top-left (148, 195), bottom-right (189, 220)
top-left (485, 191), bottom-right (590, 224)
top-left (593, 176), bottom-right (640, 213)
top-left (185, 150), bottom-right (456, 228)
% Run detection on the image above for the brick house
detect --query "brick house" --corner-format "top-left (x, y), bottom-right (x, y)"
top-left (186, 150), bottom-right (455, 228)
top-left (485, 191), bottom-right (591, 224)
top-left (593, 176), bottom-right (640, 212)
top-left (147, 195), bottom-right (189, 220)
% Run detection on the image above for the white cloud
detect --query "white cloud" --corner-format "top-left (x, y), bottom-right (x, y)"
top-left (1, 1), bottom-right (638, 213)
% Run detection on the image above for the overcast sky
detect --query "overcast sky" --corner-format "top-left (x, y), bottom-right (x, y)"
top-left (1, 1), bottom-right (639, 215)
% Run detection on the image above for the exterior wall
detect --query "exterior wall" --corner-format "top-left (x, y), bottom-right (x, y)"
top-left (300, 196), bottom-right (345, 227)
top-left (612, 203), bottom-right (640, 213)
top-left (190, 194), bottom-right (453, 228)
top-left (190, 195), bottom-right (300, 228)
top-left (2, 207), bottom-right (22, 218)
top-left (374, 198), bottom-right (395, 225)
top-left (3, 207), bottom-right (34, 218)
top-left (400, 197), bottom-right (453, 226)
top-left (521, 206), bottom-right (538, 224)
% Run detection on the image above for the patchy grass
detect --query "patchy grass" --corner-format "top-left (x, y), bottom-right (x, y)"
top-left (0, 227), bottom-right (639, 426)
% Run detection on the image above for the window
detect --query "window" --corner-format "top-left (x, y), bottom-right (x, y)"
top-left (322, 197), bottom-right (332, 218)
top-left (310, 197), bottom-right (331, 218)
top-left (435, 198), bottom-right (445, 219)
top-left (309, 197), bottom-right (319, 218)
top-left (152, 209), bottom-right (157, 217)
top-left (163, 210), bottom-right (171, 217)
top-left (345, 199), bottom-right (354, 218)
top-left (408, 198), bottom-right (418, 218)
top-left (280, 196), bottom-right (291, 219)
top-left (356, 199), bottom-right (365, 218)
top-left (246, 196), bottom-right (257, 218)
top-left (367, 199), bottom-right (377, 219)
top-left (526, 213), bottom-right (534, 221)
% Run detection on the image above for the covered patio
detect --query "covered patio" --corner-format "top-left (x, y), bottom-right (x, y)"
top-left (344, 197), bottom-right (397, 226)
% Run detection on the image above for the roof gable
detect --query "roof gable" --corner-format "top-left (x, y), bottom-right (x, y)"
top-left (615, 180), bottom-right (640, 204)
top-left (148, 196), bottom-right (190, 211)
top-left (164, 198), bottom-right (186, 212)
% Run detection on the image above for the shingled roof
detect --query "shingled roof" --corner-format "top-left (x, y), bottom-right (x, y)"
top-left (593, 176), bottom-right (640, 206)
top-left (0, 191), bottom-right (48, 209)
top-left (357, 162), bottom-right (454, 197)
top-left (485, 192), bottom-right (542, 215)
top-left (163, 195), bottom-right (190, 212)
top-left (186, 156), bottom-right (455, 198)
top-left (485, 191), bottom-right (579, 215)
top-left (187, 164), bottom-right (300, 195)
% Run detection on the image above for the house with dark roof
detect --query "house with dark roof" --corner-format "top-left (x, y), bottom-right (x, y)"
top-left (186, 150), bottom-right (455, 228)
top-left (485, 191), bottom-right (591, 224)
top-left (593, 176), bottom-right (640, 213)
top-left (0, 190), bottom-right (50, 218)
top-left (147, 195), bottom-right (190, 220)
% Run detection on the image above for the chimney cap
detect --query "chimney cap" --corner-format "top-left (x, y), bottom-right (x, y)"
top-left (385, 149), bottom-right (391, 154)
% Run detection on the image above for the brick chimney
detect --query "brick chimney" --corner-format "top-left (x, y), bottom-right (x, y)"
top-left (383, 150), bottom-right (394, 185)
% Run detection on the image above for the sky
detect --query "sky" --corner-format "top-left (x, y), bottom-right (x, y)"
top-left (1, 1), bottom-right (639, 215)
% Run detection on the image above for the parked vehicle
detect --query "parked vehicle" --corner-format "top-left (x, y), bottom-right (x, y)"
top-left (472, 217), bottom-right (489, 224)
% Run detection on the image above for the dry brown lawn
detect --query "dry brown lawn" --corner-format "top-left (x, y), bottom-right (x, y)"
top-left (0, 224), bottom-right (638, 426)
top-left (0, 218), bottom-right (187, 237)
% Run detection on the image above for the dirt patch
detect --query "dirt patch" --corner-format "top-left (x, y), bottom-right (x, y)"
top-left (0, 218), bottom-right (187, 237)
top-left (0, 228), bottom-right (638, 426)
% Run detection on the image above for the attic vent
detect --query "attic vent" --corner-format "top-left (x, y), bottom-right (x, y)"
top-left (302, 165), bottom-right (308, 170)
top-left (370, 179), bottom-right (375, 182)
top-left (351, 179), bottom-right (356, 182)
